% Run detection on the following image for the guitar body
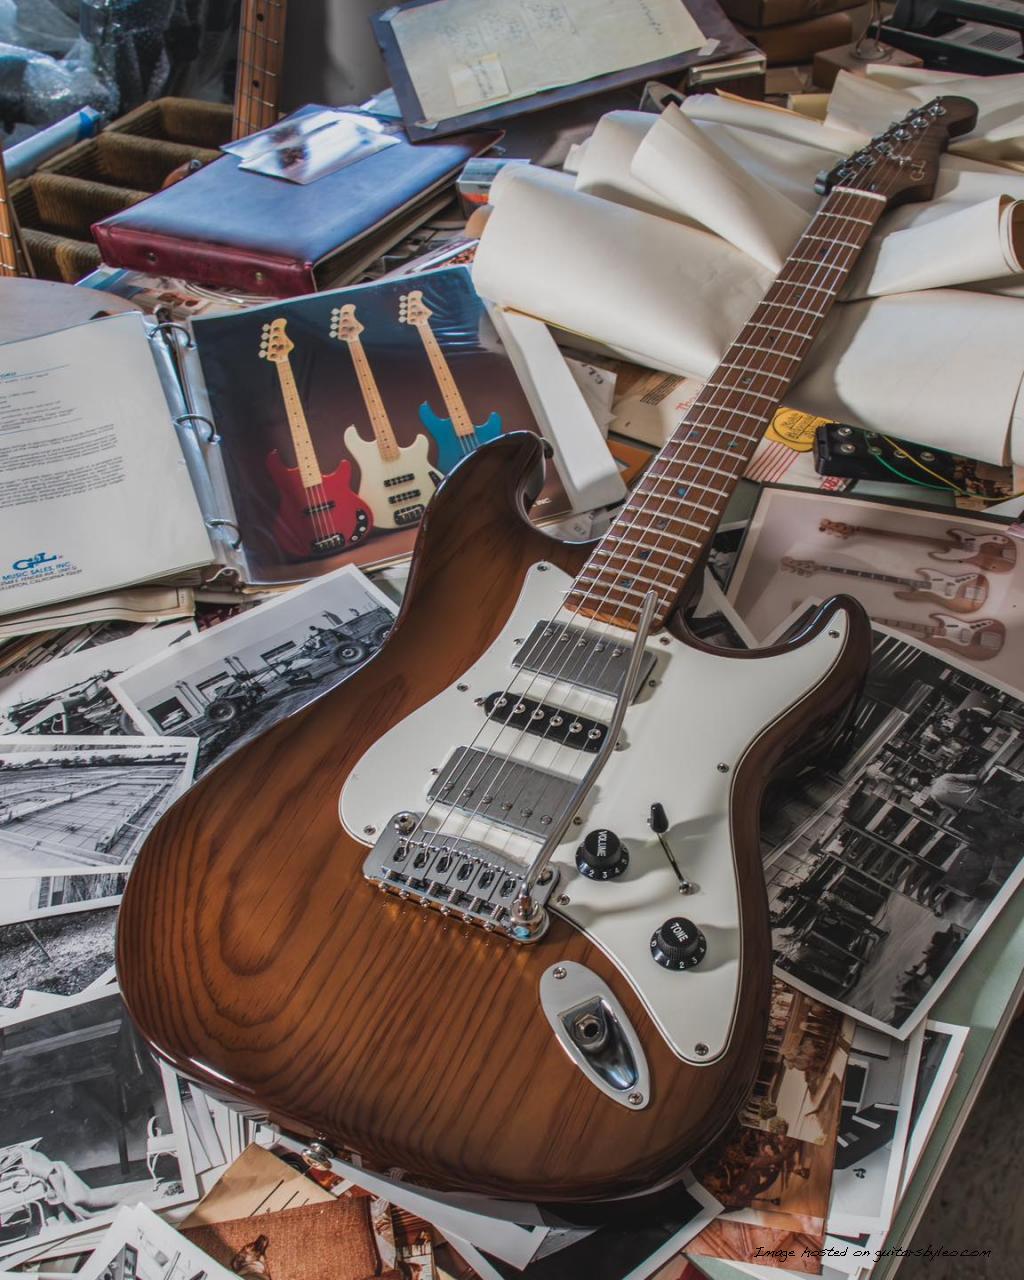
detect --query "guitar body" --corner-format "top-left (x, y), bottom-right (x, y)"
top-left (118, 434), bottom-right (870, 1204)
top-left (266, 449), bottom-right (372, 559)
top-left (927, 613), bottom-right (1005, 658)
top-left (929, 530), bottom-right (1016, 573)
top-left (418, 402), bottom-right (504, 473)
top-left (894, 570), bottom-right (988, 613)
top-left (343, 425), bottom-right (440, 529)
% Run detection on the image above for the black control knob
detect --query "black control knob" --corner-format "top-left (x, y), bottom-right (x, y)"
top-left (576, 828), bottom-right (629, 880)
top-left (650, 917), bottom-right (706, 971)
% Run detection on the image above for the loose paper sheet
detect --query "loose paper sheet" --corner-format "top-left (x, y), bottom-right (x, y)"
top-left (387, 0), bottom-right (704, 125)
top-left (0, 313), bottom-right (212, 617)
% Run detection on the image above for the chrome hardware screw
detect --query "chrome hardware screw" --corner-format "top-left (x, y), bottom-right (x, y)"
top-left (475, 697), bottom-right (485, 706)
top-left (615, 740), bottom-right (626, 751)
top-left (540, 815), bottom-right (552, 826)
top-left (648, 678), bottom-right (657, 687)
top-left (363, 825), bottom-right (377, 836)
top-left (430, 767), bottom-right (439, 774)
top-left (695, 1043), bottom-right (709, 1057)
top-left (457, 683), bottom-right (469, 691)
top-left (301, 1141), bottom-right (334, 1170)
top-left (628, 1092), bottom-right (644, 1106)
top-left (828, 629), bottom-right (840, 639)
top-left (572, 816), bottom-right (583, 826)
top-left (716, 763), bottom-right (729, 773)
top-left (557, 894), bottom-right (571, 906)
top-left (538, 868), bottom-right (554, 884)
top-left (538, 564), bottom-right (550, 572)
top-left (553, 966), bottom-right (567, 979)
top-left (659, 636), bottom-right (671, 646)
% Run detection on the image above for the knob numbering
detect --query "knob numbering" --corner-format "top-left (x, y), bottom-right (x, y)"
top-left (650, 917), bottom-right (707, 971)
top-left (576, 828), bottom-right (629, 880)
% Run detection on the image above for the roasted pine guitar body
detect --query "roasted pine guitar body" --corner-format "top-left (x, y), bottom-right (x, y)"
top-left (118, 434), bottom-right (869, 1203)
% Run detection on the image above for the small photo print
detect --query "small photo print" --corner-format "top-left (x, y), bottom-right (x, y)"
top-left (78, 1203), bottom-right (233, 1280)
top-left (0, 991), bottom-right (196, 1263)
top-left (0, 869), bottom-right (127, 925)
top-left (763, 625), bottom-right (1024, 1036)
top-left (110, 565), bottom-right (396, 777)
top-left (0, 905), bottom-right (117, 1015)
top-left (0, 737), bottom-right (196, 878)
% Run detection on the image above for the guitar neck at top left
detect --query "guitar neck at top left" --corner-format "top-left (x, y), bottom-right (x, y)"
top-left (233, 0), bottom-right (289, 140)
top-left (0, 151), bottom-right (31, 278)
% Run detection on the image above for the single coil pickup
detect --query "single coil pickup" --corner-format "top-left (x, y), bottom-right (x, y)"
top-left (483, 692), bottom-right (607, 752)
top-left (302, 499), bottom-right (336, 516)
top-left (388, 490), bottom-right (423, 505)
top-left (383, 473), bottom-right (415, 488)
top-left (513, 619), bottom-right (657, 697)
top-left (394, 505), bottom-right (425, 527)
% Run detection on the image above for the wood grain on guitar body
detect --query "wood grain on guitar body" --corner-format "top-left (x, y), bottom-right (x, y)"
top-left (117, 97), bottom-right (978, 1205)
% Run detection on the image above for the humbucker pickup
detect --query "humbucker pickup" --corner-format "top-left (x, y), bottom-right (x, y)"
top-left (363, 817), bottom-right (559, 936)
top-left (513, 620), bottom-right (657, 696)
top-left (394, 505), bottom-right (425, 526)
top-left (482, 692), bottom-right (607, 752)
top-left (427, 746), bottom-right (576, 839)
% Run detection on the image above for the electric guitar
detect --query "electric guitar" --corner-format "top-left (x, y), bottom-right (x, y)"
top-left (259, 318), bottom-right (372, 559)
top-left (874, 613), bottom-right (1005, 659)
top-left (331, 304), bottom-right (441, 529)
top-left (819, 519), bottom-right (1016, 573)
top-left (781, 558), bottom-right (988, 612)
top-left (118, 98), bottom-right (976, 1205)
top-left (233, 0), bottom-right (289, 141)
top-left (398, 289), bottom-right (503, 473)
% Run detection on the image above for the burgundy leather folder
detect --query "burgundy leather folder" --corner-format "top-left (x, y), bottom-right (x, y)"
top-left (92, 110), bottom-right (500, 296)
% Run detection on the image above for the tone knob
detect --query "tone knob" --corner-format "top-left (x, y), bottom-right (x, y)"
top-left (576, 828), bottom-right (629, 880)
top-left (650, 917), bottom-right (706, 971)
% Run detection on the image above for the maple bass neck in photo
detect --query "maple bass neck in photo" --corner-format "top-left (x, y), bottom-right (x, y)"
top-left (118, 98), bottom-right (977, 1204)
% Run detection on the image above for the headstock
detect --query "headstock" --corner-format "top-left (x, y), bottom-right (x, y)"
top-left (330, 304), bottom-right (364, 344)
top-left (819, 520), bottom-right (855, 539)
top-left (398, 290), bottom-right (433, 327)
top-left (815, 96), bottom-right (977, 209)
top-left (781, 557), bottom-right (818, 576)
top-left (259, 319), bottom-right (294, 363)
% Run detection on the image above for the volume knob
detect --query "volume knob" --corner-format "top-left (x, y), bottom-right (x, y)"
top-left (650, 917), bottom-right (706, 971)
top-left (576, 828), bottom-right (629, 880)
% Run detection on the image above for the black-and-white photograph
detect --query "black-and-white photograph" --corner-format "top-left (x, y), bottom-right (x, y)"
top-left (0, 737), bottom-right (197, 878)
top-left (763, 625), bottom-right (1024, 1036)
top-left (0, 906), bottom-right (118, 1016)
top-left (0, 626), bottom-right (193, 738)
top-left (110, 565), bottom-right (396, 776)
top-left (0, 991), bottom-right (196, 1263)
top-left (0, 870), bottom-right (128, 926)
top-left (685, 575), bottom-right (754, 650)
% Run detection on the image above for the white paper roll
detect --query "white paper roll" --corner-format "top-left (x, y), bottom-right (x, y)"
top-left (630, 105), bottom-right (808, 271)
top-left (571, 110), bottom-right (686, 222)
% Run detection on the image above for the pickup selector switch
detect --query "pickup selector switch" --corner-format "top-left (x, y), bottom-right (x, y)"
top-left (576, 828), bottom-right (629, 880)
top-left (650, 917), bottom-right (706, 971)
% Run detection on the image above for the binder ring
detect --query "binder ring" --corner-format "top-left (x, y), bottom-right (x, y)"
top-left (206, 518), bottom-right (242, 550)
top-left (150, 321), bottom-right (194, 349)
top-left (177, 413), bottom-right (220, 444)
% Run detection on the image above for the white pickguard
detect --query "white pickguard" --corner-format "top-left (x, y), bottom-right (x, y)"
top-left (341, 564), bottom-right (852, 1066)
top-left (343, 427), bottom-right (438, 530)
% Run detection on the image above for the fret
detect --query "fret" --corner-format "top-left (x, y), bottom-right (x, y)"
top-left (577, 566), bottom-right (681, 594)
top-left (812, 213), bottom-right (877, 226)
top-left (568, 580), bottom-right (662, 608)
top-left (704, 385), bottom-right (777, 404)
top-left (786, 256), bottom-right (849, 270)
top-left (593, 545), bottom-right (692, 572)
top-left (801, 236), bottom-right (863, 250)
top-left (761, 301), bottom-right (827, 319)
top-left (740, 322), bottom-right (816, 341)
top-left (685, 404), bottom-right (766, 426)
top-left (718, 361), bottom-right (791, 383)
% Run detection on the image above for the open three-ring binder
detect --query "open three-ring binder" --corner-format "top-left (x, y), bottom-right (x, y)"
top-left (0, 266), bottom-right (621, 620)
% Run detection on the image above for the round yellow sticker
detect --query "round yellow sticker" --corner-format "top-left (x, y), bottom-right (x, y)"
top-left (766, 409), bottom-right (828, 452)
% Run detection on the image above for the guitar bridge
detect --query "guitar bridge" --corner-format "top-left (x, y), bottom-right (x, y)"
top-left (363, 816), bottom-right (558, 938)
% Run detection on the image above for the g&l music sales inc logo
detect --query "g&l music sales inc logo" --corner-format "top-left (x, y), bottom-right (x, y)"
top-left (1, 550), bottom-right (81, 592)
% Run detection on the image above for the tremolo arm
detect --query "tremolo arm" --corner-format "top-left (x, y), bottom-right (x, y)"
top-left (509, 590), bottom-right (659, 940)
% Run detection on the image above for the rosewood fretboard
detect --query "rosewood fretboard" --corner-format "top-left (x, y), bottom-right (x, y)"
top-left (232, 0), bottom-right (289, 140)
top-left (568, 188), bottom-right (887, 630)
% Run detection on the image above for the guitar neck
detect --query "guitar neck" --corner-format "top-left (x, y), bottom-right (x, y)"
top-left (569, 187), bottom-right (886, 630)
top-left (873, 615), bottom-right (933, 638)
top-left (841, 525), bottom-right (945, 549)
top-left (812, 564), bottom-right (916, 587)
top-left (415, 322), bottom-right (475, 436)
top-left (346, 338), bottom-right (401, 462)
top-left (0, 151), bottom-right (21, 277)
top-left (273, 358), bottom-right (323, 489)
top-left (233, 0), bottom-right (289, 140)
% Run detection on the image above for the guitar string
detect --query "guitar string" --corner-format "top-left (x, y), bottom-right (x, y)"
top-left (403, 112), bottom-right (926, 864)
top-left (407, 181), bottom-right (877, 864)
top-left (408, 182), bottom-right (881, 865)
top-left (460, 185), bottom-right (888, 869)
top-left (269, 350), bottom-right (338, 551)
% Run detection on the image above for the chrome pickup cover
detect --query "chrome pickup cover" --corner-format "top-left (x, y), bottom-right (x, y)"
top-left (363, 817), bottom-right (559, 936)
top-left (513, 620), bottom-right (658, 696)
top-left (426, 746), bottom-right (576, 839)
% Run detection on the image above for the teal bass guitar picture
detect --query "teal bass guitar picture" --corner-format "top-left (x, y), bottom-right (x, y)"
top-left (399, 289), bottom-right (503, 473)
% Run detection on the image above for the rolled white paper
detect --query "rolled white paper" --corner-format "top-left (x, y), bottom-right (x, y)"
top-left (630, 105), bottom-right (808, 271)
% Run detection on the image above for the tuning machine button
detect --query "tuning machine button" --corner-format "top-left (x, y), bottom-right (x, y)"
top-left (576, 828), bottom-right (629, 880)
top-left (650, 917), bottom-right (706, 971)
